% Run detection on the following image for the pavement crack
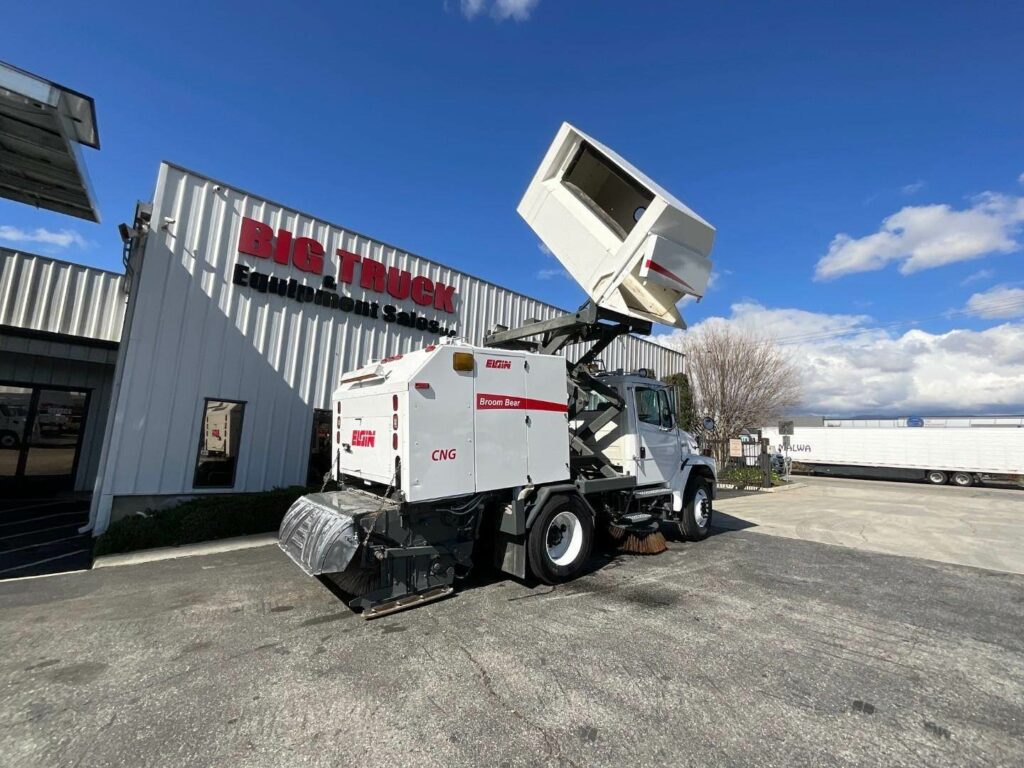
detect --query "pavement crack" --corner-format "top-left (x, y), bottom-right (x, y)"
top-left (457, 642), bottom-right (579, 768)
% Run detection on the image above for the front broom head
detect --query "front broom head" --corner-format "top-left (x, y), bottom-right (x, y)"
top-left (608, 518), bottom-right (668, 555)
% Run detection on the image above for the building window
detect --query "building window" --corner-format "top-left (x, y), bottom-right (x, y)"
top-left (193, 399), bottom-right (245, 489)
top-left (307, 408), bottom-right (332, 485)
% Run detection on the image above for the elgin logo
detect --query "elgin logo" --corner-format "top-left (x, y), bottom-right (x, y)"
top-left (485, 359), bottom-right (512, 369)
top-left (431, 448), bottom-right (457, 461)
top-left (351, 430), bottom-right (376, 448)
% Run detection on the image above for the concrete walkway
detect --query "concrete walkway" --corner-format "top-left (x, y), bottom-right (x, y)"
top-left (715, 475), bottom-right (1024, 574)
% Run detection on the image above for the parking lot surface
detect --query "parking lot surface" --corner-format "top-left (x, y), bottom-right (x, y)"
top-left (2, 518), bottom-right (1022, 767)
top-left (716, 475), bottom-right (1024, 574)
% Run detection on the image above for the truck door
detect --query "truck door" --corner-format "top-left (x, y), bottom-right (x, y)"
top-left (632, 386), bottom-right (681, 484)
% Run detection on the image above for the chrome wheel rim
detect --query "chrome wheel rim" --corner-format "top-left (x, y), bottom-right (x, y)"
top-left (546, 510), bottom-right (583, 566)
top-left (694, 488), bottom-right (710, 528)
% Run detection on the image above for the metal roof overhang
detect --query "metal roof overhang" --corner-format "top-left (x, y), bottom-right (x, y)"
top-left (0, 60), bottom-right (100, 222)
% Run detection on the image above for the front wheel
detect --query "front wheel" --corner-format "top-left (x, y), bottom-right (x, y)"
top-left (679, 478), bottom-right (713, 541)
top-left (527, 496), bottom-right (594, 585)
top-left (926, 470), bottom-right (948, 485)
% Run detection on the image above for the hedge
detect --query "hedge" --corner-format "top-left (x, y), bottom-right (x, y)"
top-left (94, 486), bottom-right (311, 556)
top-left (719, 465), bottom-right (785, 488)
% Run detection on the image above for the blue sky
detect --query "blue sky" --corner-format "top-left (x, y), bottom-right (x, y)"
top-left (2, 1), bottom-right (1022, 412)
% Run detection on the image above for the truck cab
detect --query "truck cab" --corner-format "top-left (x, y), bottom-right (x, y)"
top-left (572, 370), bottom-right (703, 486)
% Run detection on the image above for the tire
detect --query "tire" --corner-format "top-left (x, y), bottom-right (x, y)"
top-left (0, 431), bottom-right (20, 450)
top-left (951, 472), bottom-right (974, 488)
top-left (926, 470), bottom-right (948, 485)
top-left (527, 495), bottom-right (594, 585)
top-left (679, 477), bottom-right (713, 541)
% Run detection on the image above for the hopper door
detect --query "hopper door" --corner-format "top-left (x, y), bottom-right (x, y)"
top-left (474, 352), bottom-right (528, 492)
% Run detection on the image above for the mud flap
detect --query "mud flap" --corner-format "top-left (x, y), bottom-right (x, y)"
top-left (278, 490), bottom-right (382, 576)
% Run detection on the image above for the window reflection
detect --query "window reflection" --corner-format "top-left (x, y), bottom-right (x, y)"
top-left (24, 390), bottom-right (88, 476)
top-left (0, 386), bottom-right (33, 478)
top-left (194, 399), bottom-right (245, 488)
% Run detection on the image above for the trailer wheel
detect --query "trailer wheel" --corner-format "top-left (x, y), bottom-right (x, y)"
top-left (527, 496), bottom-right (593, 585)
top-left (926, 470), bottom-right (948, 485)
top-left (951, 472), bottom-right (974, 487)
top-left (679, 477), bottom-right (713, 541)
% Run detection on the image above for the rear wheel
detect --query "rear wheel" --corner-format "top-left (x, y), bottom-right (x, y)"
top-left (527, 496), bottom-right (593, 585)
top-left (679, 477), bottom-right (713, 541)
top-left (951, 472), bottom-right (974, 487)
top-left (0, 431), bottom-right (19, 449)
top-left (926, 470), bottom-right (948, 485)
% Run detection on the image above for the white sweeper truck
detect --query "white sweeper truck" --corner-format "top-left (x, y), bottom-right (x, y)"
top-left (278, 123), bottom-right (718, 617)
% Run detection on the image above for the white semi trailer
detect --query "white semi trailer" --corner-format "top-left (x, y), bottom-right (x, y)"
top-left (761, 422), bottom-right (1024, 487)
top-left (278, 123), bottom-right (719, 617)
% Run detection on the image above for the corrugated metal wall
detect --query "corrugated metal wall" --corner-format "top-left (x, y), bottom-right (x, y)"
top-left (91, 163), bottom-right (684, 531)
top-left (0, 248), bottom-right (125, 341)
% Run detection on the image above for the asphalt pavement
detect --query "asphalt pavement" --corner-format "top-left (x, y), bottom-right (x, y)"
top-left (2, 510), bottom-right (1022, 767)
top-left (715, 475), bottom-right (1024, 574)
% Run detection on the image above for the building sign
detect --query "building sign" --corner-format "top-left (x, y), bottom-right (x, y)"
top-left (231, 264), bottom-right (458, 337)
top-left (237, 217), bottom-right (457, 312)
top-left (233, 216), bottom-right (459, 337)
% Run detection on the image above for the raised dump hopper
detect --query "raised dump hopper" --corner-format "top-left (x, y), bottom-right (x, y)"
top-left (518, 122), bottom-right (714, 328)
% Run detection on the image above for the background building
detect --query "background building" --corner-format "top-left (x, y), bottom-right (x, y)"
top-left (3, 163), bottom-right (684, 535)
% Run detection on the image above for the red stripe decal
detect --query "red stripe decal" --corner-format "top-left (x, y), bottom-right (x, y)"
top-left (644, 259), bottom-right (694, 292)
top-left (476, 393), bottom-right (568, 412)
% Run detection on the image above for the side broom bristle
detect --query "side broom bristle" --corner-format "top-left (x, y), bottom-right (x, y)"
top-left (608, 524), bottom-right (668, 555)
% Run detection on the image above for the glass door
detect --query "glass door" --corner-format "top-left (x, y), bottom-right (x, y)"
top-left (0, 386), bottom-right (34, 478)
top-left (24, 389), bottom-right (89, 478)
top-left (0, 384), bottom-right (90, 490)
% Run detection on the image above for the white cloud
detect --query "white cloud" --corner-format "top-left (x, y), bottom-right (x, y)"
top-left (537, 241), bottom-right (552, 256)
top-left (901, 180), bottom-right (926, 195)
top-left (961, 268), bottom-right (994, 286)
top-left (964, 284), bottom-right (1024, 319)
top-left (815, 192), bottom-right (1024, 280)
top-left (536, 268), bottom-right (569, 280)
top-left (459, 0), bottom-right (539, 20)
top-left (1019, 171), bottom-right (1024, 186)
top-left (0, 225), bottom-right (87, 249)
top-left (660, 302), bottom-right (1024, 415)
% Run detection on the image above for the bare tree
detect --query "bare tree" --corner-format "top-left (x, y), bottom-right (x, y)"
top-left (680, 324), bottom-right (802, 466)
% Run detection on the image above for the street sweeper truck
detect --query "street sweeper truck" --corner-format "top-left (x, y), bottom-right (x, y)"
top-left (278, 122), bottom-right (718, 617)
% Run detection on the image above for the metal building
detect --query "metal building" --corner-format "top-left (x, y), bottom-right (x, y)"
top-left (0, 249), bottom-right (125, 495)
top-left (76, 163), bottom-right (683, 534)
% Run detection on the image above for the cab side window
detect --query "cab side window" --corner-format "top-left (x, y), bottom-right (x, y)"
top-left (658, 390), bottom-right (674, 428)
top-left (635, 388), bottom-right (662, 426)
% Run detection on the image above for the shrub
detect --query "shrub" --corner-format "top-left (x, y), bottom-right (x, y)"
top-left (719, 465), bottom-right (785, 488)
top-left (94, 486), bottom-right (311, 556)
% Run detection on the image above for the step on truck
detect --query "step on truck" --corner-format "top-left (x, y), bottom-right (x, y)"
top-left (278, 122), bottom-right (718, 617)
